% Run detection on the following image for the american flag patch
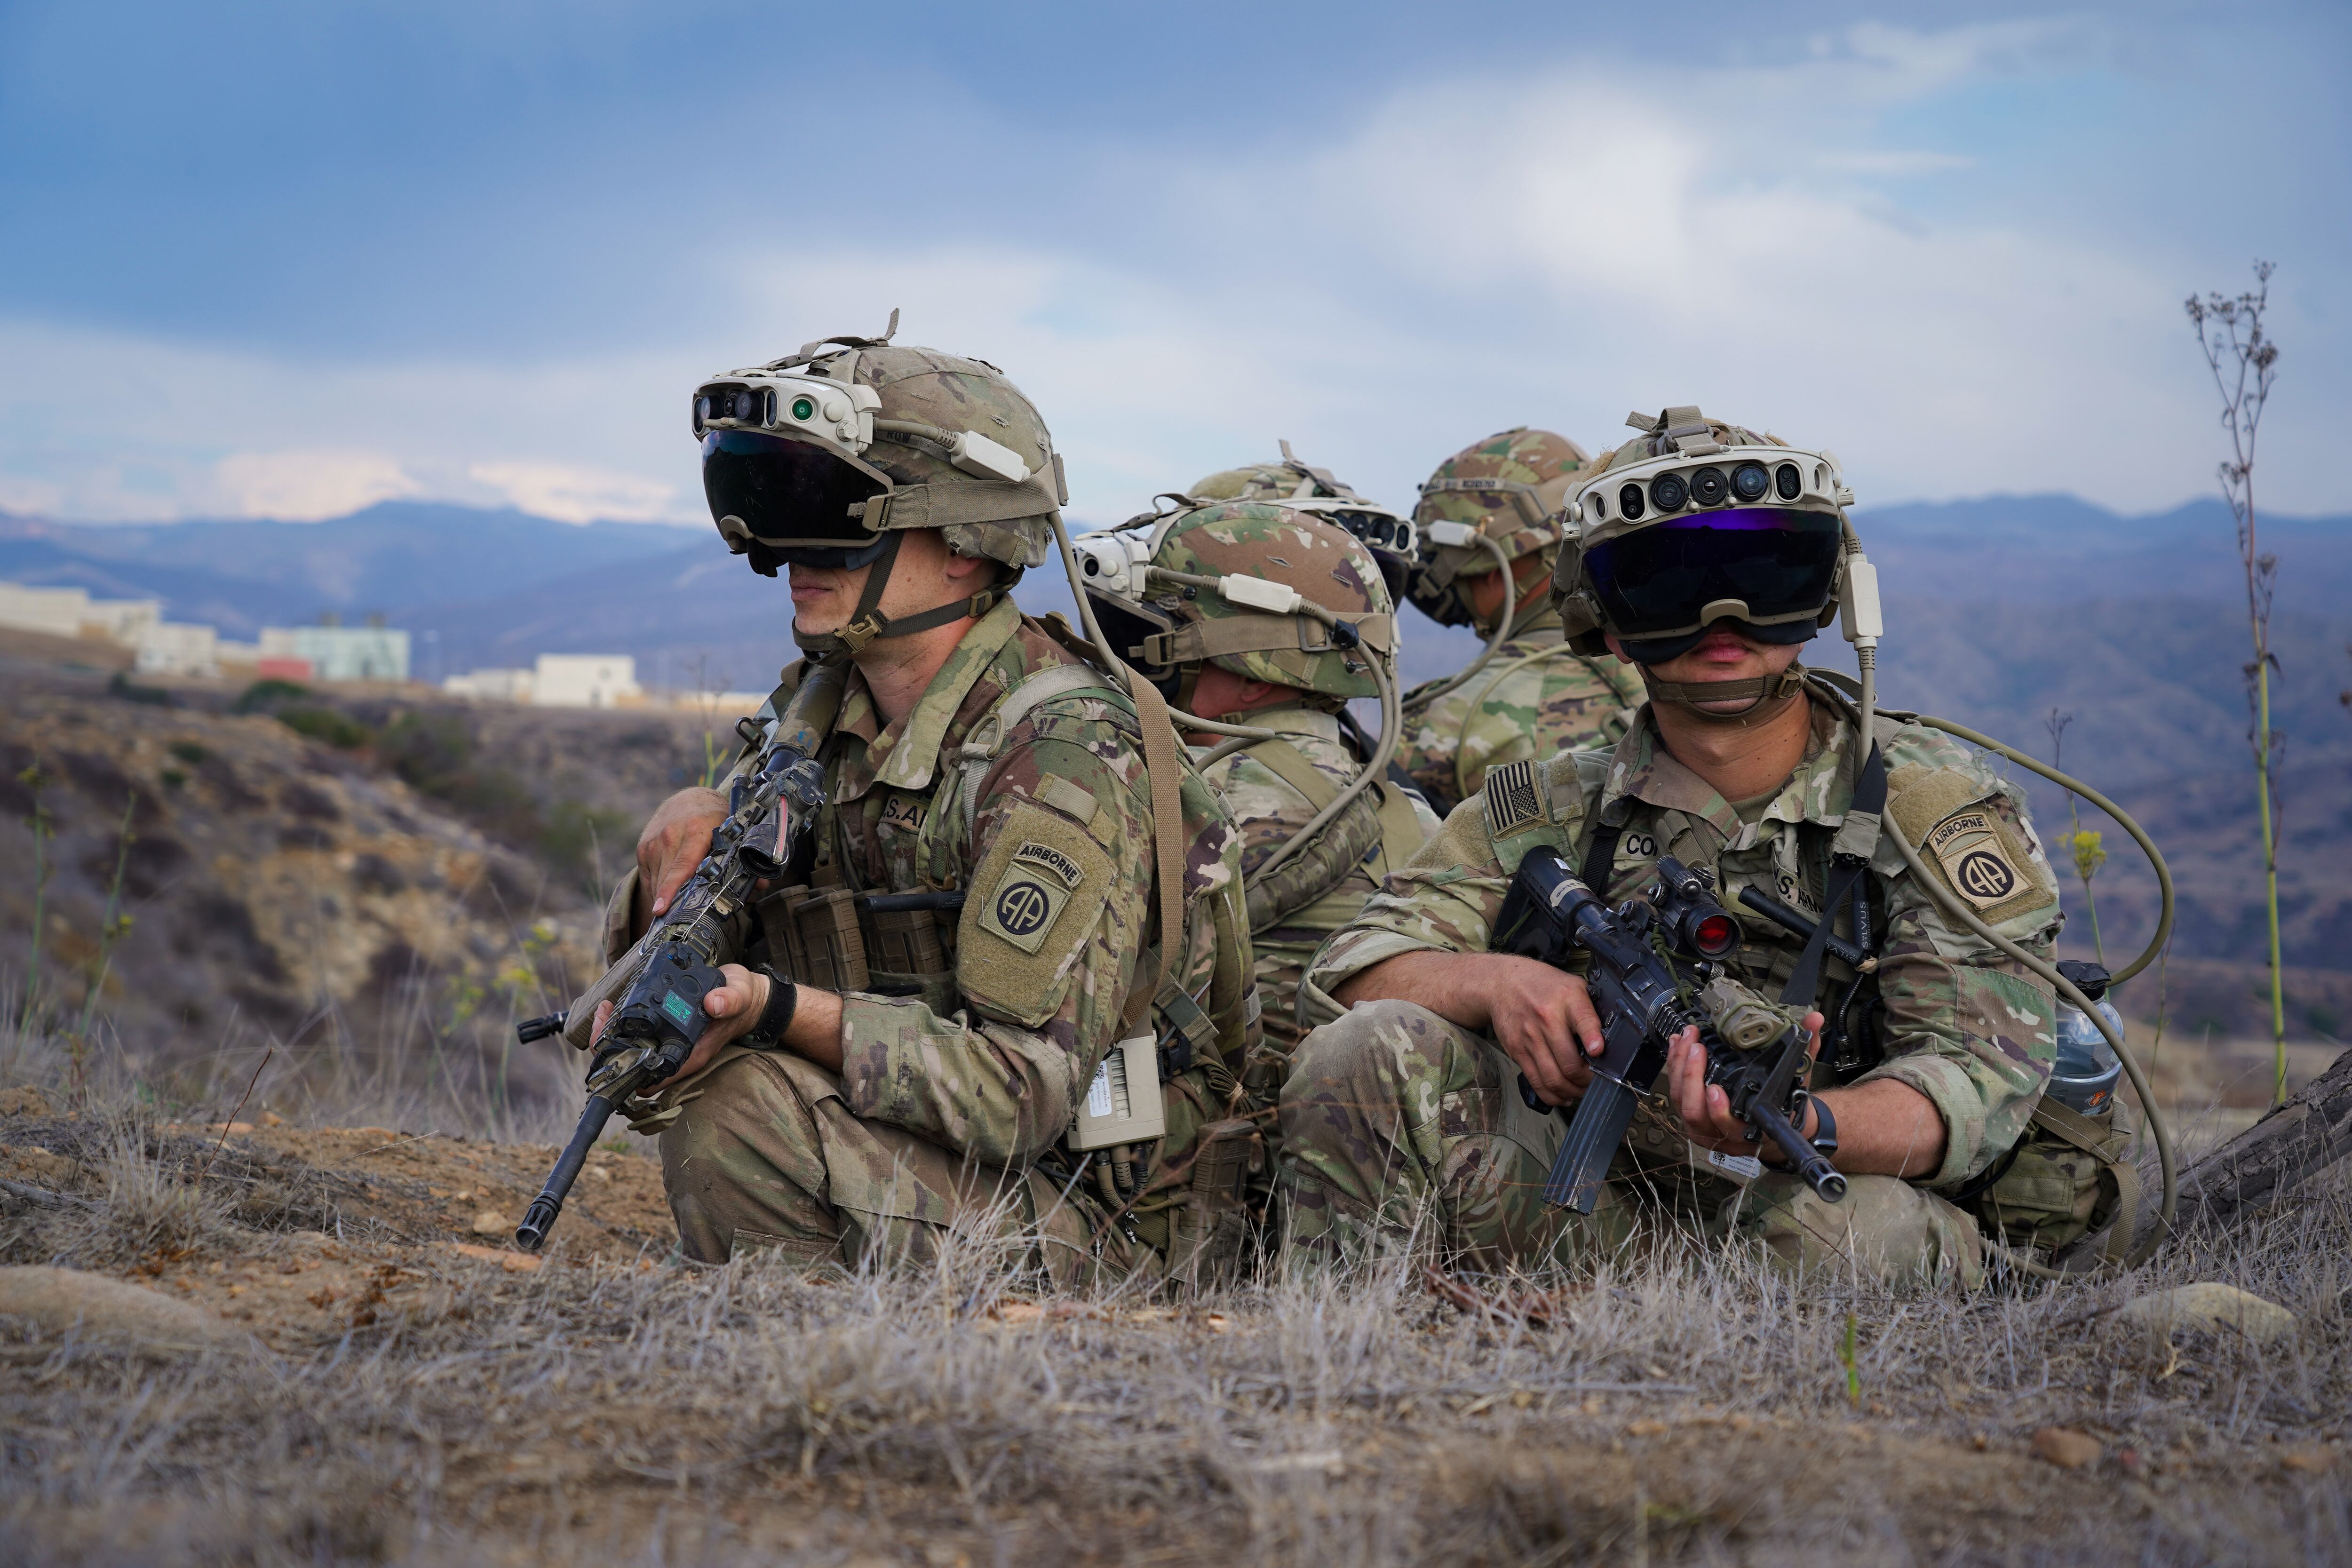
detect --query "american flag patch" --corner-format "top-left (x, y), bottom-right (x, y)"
top-left (1483, 759), bottom-right (1545, 837)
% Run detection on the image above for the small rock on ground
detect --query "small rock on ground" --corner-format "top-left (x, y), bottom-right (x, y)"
top-left (2032, 1428), bottom-right (2103, 1469)
top-left (2117, 1282), bottom-right (2297, 1346)
top-left (0, 1086), bottom-right (54, 1118)
top-left (0, 1266), bottom-right (248, 1351)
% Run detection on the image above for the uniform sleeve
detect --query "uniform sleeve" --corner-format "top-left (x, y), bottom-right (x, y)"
top-left (1858, 779), bottom-right (2063, 1188)
top-left (836, 712), bottom-right (1156, 1168)
top-left (1304, 794), bottom-right (1512, 999)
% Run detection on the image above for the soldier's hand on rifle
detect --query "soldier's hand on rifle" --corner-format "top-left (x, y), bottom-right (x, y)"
top-left (1486, 957), bottom-right (1607, 1107)
top-left (634, 787), bottom-right (729, 927)
top-left (586, 964), bottom-right (841, 1082)
top-left (1665, 1013), bottom-right (1824, 1156)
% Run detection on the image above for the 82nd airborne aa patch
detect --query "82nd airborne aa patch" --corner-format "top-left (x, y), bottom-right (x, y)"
top-left (977, 840), bottom-right (1087, 955)
top-left (1926, 808), bottom-right (2025, 911)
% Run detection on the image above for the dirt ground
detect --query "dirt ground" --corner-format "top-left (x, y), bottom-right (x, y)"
top-left (4, 1084), bottom-right (2348, 1568)
top-left (3, 1107), bottom-right (672, 1348)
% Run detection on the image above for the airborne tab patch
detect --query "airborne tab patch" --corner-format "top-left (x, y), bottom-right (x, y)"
top-left (1483, 759), bottom-right (1546, 838)
top-left (1012, 839), bottom-right (1086, 890)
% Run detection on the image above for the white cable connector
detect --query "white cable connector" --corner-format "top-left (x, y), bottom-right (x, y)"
top-left (1839, 552), bottom-right (1883, 647)
top-left (1422, 521), bottom-right (1479, 549)
top-left (1219, 574), bottom-right (1305, 614)
top-left (947, 429), bottom-right (1031, 484)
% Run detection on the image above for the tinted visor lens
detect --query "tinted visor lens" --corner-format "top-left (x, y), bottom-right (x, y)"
top-left (701, 430), bottom-right (883, 547)
top-left (1584, 508), bottom-right (1841, 637)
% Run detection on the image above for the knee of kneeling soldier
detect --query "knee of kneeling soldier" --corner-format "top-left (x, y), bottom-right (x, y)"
top-left (1283, 998), bottom-right (1454, 1099)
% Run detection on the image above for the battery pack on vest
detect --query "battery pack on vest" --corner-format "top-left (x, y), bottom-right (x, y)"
top-left (1069, 1033), bottom-right (1167, 1150)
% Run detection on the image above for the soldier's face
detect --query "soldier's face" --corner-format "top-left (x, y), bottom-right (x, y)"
top-left (787, 528), bottom-right (986, 639)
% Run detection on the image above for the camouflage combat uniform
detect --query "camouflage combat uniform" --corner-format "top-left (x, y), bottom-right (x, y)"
top-left (604, 599), bottom-right (1257, 1280)
top-left (1398, 605), bottom-right (1645, 817)
top-left (1281, 685), bottom-right (2063, 1287)
top-left (1199, 706), bottom-right (1440, 1090)
top-left (1400, 426), bottom-right (1644, 816)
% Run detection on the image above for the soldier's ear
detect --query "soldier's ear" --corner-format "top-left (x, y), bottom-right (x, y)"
top-left (1602, 631), bottom-right (1627, 660)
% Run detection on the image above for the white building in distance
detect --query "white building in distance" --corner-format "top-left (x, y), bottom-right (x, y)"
top-left (531, 653), bottom-right (642, 708)
top-left (0, 580), bottom-right (225, 675)
top-left (445, 653), bottom-right (645, 708)
top-left (258, 623), bottom-right (411, 682)
top-left (444, 667), bottom-right (538, 703)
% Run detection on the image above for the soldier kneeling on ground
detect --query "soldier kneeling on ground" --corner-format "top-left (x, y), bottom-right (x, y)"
top-left (1076, 497), bottom-right (1441, 1113)
top-left (594, 324), bottom-right (1256, 1284)
top-left (1280, 409), bottom-right (2066, 1289)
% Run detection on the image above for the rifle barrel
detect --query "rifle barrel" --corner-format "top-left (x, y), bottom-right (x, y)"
top-left (515, 1092), bottom-right (617, 1252)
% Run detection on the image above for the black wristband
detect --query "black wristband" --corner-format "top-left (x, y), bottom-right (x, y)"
top-left (1808, 1092), bottom-right (1839, 1156)
top-left (739, 968), bottom-right (798, 1049)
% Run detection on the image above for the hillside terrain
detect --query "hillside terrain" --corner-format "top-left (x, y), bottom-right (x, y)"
top-left (0, 643), bottom-right (742, 1123)
top-left (2, 527), bottom-right (2349, 1568)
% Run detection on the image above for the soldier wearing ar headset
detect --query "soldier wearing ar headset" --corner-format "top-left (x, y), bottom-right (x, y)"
top-left (582, 317), bottom-right (1258, 1281)
top-left (1279, 408), bottom-right (2072, 1287)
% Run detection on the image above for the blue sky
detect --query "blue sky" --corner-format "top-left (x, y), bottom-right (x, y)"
top-left (0, 0), bottom-right (2344, 526)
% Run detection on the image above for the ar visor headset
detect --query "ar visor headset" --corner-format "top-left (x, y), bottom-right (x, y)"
top-left (1568, 438), bottom-right (1855, 664)
top-left (693, 368), bottom-right (1039, 570)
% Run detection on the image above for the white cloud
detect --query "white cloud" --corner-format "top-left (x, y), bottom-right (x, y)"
top-left (209, 448), bottom-right (419, 521)
top-left (0, 18), bottom-right (2340, 529)
top-left (468, 460), bottom-right (676, 524)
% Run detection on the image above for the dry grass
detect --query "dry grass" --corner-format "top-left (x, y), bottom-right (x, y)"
top-left (5, 1020), bottom-right (2351, 1565)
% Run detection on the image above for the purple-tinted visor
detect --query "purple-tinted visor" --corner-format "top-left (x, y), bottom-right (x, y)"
top-left (1583, 507), bottom-right (1841, 640)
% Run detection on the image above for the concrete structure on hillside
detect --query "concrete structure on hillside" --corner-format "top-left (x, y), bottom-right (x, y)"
top-left (444, 667), bottom-right (538, 703)
top-left (442, 653), bottom-right (645, 708)
top-left (2, 579), bottom-right (229, 676)
top-left (258, 623), bottom-right (411, 682)
top-left (531, 653), bottom-right (642, 708)
top-left (0, 582), bottom-right (160, 642)
top-left (133, 621), bottom-right (221, 677)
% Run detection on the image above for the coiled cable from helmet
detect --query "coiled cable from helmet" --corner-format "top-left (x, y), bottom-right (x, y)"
top-left (1401, 533), bottom-right (1516, 716)
top-left (1128, 564), bottom-right (1403, 891)
top-left (1821, 667), bottom-right (2177, 1276)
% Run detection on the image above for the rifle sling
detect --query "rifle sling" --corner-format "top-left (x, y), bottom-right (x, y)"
top-left (1778, 741), bottom-right (1886, 1013)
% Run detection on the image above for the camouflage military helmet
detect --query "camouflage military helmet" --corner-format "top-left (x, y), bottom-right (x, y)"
top-left (1191, 444), bottom-right (1418, 603)
top-left (1075, 500), bottom-right (1395, 700)
top-left (692, 311), bottom-right (1064, 579)
top-left (1554, 406), bottom-right (1854, 659)
top-left (1408, 428), bottom-right (1592, 627)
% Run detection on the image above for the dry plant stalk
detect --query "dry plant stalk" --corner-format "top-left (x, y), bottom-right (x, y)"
top-left (2185, 261), bottom-right (2287, 1101)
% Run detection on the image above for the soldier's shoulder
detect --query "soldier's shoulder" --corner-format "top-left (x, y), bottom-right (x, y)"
top-left (1875, 714), bottom-right (2026, 823)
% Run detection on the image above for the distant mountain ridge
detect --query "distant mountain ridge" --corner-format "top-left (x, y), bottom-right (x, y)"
top-left (8, 493), bottom-right (2351, 974)
top-left (0, 501), bottom-right (694, 637)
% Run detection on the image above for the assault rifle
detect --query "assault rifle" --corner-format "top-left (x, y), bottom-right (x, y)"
top-left (511, 660), bottom-right (848, 1252)
top-left (1492, 847), bottom-right (1846, 1213)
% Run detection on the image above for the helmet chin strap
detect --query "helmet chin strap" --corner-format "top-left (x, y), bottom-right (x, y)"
top-left (791, 530), bottom-right (1019, 658)
top-left (1638, 662), bottom-right (1809, 724)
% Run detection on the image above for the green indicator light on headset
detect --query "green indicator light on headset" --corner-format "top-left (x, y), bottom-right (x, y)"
top-left (790, 396), bottom-right (817, 422)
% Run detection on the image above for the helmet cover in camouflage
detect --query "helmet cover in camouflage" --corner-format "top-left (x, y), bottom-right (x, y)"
top-left (694, 322), bottom-right (1062, 577)
top-left (1191, 449), bottom-right (1417, 603)
top-left (1408, 428), bottom-right (1591, 627)
top-left (1551, 406), bottom-right (1852, 653)
top-left (1083, 501), bottom-right (1393, 700)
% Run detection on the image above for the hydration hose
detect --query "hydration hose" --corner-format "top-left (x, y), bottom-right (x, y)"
top-left (1828, 565), bottom-right (2178, 1278)
top-left (1131, 564), bottom-right (1403, 889)
top-left (1401, 531), bottom-right (1517, 716)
